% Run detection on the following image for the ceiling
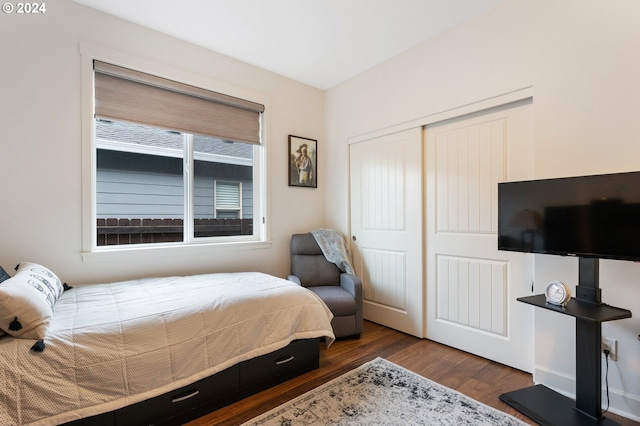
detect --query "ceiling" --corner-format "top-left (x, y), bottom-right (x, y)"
top-left (72, 0), bottom-right (505, 90)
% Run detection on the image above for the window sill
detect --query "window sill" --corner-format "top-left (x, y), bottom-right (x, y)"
top-left (81, 240), bottom-right (272, 263)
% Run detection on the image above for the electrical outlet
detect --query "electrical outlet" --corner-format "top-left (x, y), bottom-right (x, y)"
top-left (602, 337), bottom-right (617, 361)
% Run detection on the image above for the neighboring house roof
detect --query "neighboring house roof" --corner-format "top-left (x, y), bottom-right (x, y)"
top-left (95, 119), bottom-right (253, 166)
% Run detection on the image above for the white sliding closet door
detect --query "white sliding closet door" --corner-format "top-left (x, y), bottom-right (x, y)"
top-left (349, 128), bottom-right (424, 337)
top-left (425, 100), bottom-right (534, 372)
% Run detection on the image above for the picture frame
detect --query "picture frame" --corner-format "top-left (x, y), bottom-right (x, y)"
top-left (288, 135), bottom-right (317, 188)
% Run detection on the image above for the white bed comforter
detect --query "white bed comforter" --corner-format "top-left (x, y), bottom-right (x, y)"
top-left (0, 272), bottom-right (335, 426)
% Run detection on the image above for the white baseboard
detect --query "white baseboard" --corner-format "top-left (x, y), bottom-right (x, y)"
top-left (533, 367), bottom-right (640, 422)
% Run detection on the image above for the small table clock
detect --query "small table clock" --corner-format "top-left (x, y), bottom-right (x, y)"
top-left (545, 280), bottom-right (571, 306)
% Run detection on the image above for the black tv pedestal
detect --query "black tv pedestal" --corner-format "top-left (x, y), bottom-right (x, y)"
top-left (499, 258), bottom-right (631, 426)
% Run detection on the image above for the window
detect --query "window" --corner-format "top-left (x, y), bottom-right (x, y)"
top-left (96, 120), bottom-right (185, 245)
top-left (91, 60), bottom-right (264, 249)
top-left (214, 181), bottom-right (242, 219)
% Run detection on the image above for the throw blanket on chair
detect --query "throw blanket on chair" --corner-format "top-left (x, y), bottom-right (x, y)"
top-left (311, 229), bottom-right (355, 274)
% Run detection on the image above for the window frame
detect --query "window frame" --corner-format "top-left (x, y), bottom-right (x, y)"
top-left (80, 42), bottom-right (271, 262)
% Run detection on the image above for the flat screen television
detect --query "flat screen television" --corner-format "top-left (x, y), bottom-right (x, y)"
top-left (498, 171), bottom-right (640, 261)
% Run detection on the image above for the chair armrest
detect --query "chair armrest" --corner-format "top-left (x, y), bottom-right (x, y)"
top-left (339, 273), bottom-right (362, 299)
top-left (340, 273), bottom-right (364, 335)
top-left (287, 275), bottom-right (302, 285)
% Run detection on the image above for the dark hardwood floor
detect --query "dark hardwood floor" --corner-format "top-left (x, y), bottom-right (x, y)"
top-left (185, 321), bottom-right (639, 426)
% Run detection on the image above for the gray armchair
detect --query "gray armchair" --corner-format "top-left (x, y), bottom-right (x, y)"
top-left (288, 233), bottom-right (363, 338)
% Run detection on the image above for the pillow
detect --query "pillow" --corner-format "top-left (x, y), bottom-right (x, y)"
top-left (0, 262), bottom-right (64, 340)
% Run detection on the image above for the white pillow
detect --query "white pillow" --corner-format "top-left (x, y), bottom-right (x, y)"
top-left (0, 262), bottom-right (64, 339)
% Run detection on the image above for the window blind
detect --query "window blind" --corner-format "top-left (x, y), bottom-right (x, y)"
top-left (94, 61), bottom-right (264, 145)
top-left (215, 182), bottom-right (241, 209)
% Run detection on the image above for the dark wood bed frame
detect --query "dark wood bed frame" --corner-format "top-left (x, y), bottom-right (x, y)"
top-left (65, 338), bottom-right (320, 426)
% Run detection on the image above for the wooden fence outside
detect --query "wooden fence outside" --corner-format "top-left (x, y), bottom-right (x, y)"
top-left (97, 218), bottom-right (253, 246)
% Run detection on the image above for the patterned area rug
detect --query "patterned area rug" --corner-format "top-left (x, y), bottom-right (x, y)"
top-left (242, 357), bottom-right (528, 425)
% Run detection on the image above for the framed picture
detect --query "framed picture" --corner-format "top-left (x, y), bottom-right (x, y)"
top-left (288, 135), bottom-right (317, 188)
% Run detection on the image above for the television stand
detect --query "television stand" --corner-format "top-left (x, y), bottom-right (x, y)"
top-left (499, 258), bottom-right (631, 426)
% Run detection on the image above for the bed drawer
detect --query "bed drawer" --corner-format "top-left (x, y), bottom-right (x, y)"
top-left (240, 338), bottom-right (319, 389)
top-left (115, 364), bottom-right (240, 426)
top-left (64, 340), bottom-right (319, 426)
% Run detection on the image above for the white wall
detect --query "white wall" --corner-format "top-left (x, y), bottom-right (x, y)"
top-left (0, 0), bottom-right (325, 283)
top-left (325, 0), bottom-right (640, 419)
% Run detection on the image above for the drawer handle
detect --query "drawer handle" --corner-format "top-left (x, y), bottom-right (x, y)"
top-left (171, 389), bottom-right (200, 403)
top-left (275, 355), bottom-right (295, 365)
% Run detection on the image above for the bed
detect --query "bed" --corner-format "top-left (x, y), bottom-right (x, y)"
top-left (0, 266), bottom-right (335, 426)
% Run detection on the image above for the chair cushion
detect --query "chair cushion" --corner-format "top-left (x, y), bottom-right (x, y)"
top-left (291, 255), bottom-right (340, 287)
top-left (290, 233), bottom-right (341, 287)
top-left (308, 286), bottom-right (356, 316)
top-left (290, 233), bottom-right (324, 255)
